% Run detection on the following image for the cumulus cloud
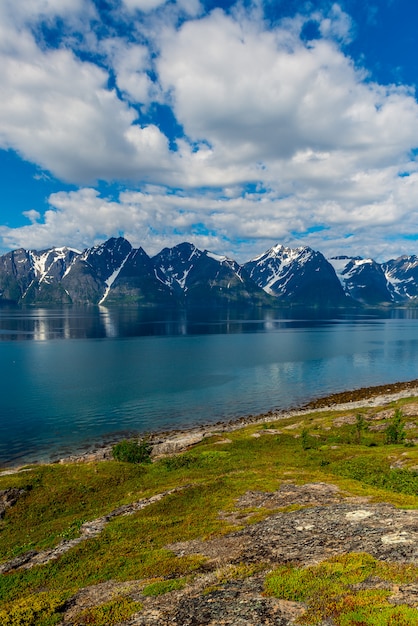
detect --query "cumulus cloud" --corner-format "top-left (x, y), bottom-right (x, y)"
top-left (122, 0), bottom-right (202, 17)
top-left (4, 0), bottom-right (91, 20)
top-left (4, 165), bottom-right (418, 262)
top-left (122, 0), bottom-right (168, 12)
top-left (318, 3), bottom-right (353, 43)
top-left (0, 26), bottom-right (173, 183)
top-left (104, 40), bottom-right (154, 104)
top-left (1, 1), bottom-right (418, 261)
top-left (1, 0), bottom-right (96, 32)
top-left (22, 209), bottom-right (41, 224)
top-left (158, 7), bottom-right (418, 171)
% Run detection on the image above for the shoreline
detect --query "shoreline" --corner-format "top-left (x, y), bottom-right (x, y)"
top-left (3, 378), bottom-right (418, 473)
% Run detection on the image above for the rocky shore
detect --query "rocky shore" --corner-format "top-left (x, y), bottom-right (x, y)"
top-left (48, 378), bottom-right (418, 467)
top-left (2, 378), bottom-right (418, 475)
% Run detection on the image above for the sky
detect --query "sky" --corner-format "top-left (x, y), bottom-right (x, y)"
top-left (1, 0), bottom-right (418, 262)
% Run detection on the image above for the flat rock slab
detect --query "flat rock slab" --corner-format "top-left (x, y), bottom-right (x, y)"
top-left (236, 501), bottom-right (417, 566)
top-left (168, 498), bottom-right (417, 568)
top-left (133, 576), bottom-right (293, 625)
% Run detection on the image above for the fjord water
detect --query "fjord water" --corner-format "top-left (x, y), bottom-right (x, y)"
top-left (1, 306), bottom-right (418, 466)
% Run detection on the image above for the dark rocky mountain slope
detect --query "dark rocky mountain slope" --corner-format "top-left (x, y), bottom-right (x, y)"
top-left (1, 237), bottom-right (418, 307)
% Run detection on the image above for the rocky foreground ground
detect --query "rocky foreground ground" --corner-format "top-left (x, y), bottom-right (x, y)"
top-left (26, 481), bottom-right (412, 625)
top-left (128, 485), bottom-right (417, 625)
top-left (3, 482), bottom-right (414, 624)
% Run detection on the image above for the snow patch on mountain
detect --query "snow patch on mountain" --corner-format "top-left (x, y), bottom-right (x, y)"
top-left (30, 247), bottom-right (80, 284)
top-left (99, 252), bottom-right (131, 304)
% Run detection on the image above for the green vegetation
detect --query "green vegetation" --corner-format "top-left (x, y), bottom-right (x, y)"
top-left (142, 577), bottom-right (188, 596)
top-left (0, 591), bottom-right (67, 626)
top-left (112, 437), bottom-right (152, 463)
top-left (0, 400), bottom-right (417, 624)
top-left (385, 408), bottom-right (407, 444)
top-left (354, 412), bottom-right (369, 443)
top-left (331, 456), bottom-right (418, 495)
top-left (301, 427), bottom-right (314, 450)
top-left (72, 597), bottom-right (143, 626)
top-left (265, 553), bottom-right (418, 625)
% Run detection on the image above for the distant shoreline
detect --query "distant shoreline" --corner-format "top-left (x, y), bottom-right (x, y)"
top-left (3, 377), bottom-right (418, 473)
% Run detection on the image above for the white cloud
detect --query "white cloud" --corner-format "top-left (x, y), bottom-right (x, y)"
top-left (122, 0), bottom-right (168, 12)
top-left (23, 209), bottom-right (41, 224)
top-left (0, 25), bottom-right (173, 183)
top-left (1, 1), bottom-right (418, 262)
top-left (102, 39), bottom-right (158, 105)
top-left (4, 165), bottom-right (418, 262)
top-left (2, 0), bottom-right (96, 30)
top-left (5, 0), bottom-right (89, 18)
top-left (122, 0), bottom-right (202, 16)
top-left (158, 8), bottom-right (418, 172)
top-left (319, 3), bottom-right (353, 43)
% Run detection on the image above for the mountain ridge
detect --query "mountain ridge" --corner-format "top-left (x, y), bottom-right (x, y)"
top-left (1, 237), bottom-right (418, 307)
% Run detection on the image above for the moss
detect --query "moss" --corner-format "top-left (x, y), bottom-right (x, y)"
top-left (0, 591), bottom-right (67, 626)
top-left (142, 577), bottom-right (187, 596)
top-left (265, 553), bottom-right (418, 625)
top-left (72, 596), bottom-right (143, 625)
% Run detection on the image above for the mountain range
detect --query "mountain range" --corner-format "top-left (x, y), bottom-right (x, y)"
top-left (1, 236), bottom-right (418, 308)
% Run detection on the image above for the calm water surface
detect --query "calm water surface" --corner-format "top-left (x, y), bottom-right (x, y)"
top-left (1, 306), bottom-right (418, 466)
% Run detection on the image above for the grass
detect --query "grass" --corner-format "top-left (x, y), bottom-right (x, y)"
top-left (0, 398), bottom-right (417, 624)
top-left (265, 553), bottom-right (418, 625)
top-left (0, 591), bottom-right (68, 626)
top-left (330, 456), bottom-right (418, 495)
top-left (142, 577), bottom-right (188, 596)
top-left (71, 596), bottom-right (143, 626)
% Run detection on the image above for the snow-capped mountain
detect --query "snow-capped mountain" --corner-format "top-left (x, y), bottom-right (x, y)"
top-left (0, 238), bottom-right (271, 307)
top-left (328, 256), bottom-right (394, 305)
top-left (382, 256), bottom-right (418, 301)
top-left (153, 242), bottom-right (271, 306)
top-left (153, 242), bottom-right (203, 294)
top-left (104, 246), bottom-right (174, 305)
top-left (0, 246), bottom-right (79, 305)
top-left (2, 237), bottom-right (418, 307)
top-left (244, 244), bottom-right (348, 305)
top-left (328, 255), bottom-right (418, 305)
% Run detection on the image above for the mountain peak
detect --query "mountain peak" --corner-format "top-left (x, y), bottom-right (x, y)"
top-left (245, 243), bottom-right (347, 304)
top-left (2, 238), bottom-right (418, 307)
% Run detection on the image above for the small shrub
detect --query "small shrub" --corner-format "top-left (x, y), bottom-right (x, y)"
top-left (112, 438), bottom-right (152, 464)
top-left (301, 428), bottom-right (318, 450)
top-left (385, 409), bottom-right (406, 445)
top-left (301, 428), bottom-right (311, 450)
top-left (354, 413), bottom-right (368, 444)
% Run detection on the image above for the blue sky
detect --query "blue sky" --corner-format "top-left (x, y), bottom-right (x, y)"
top-left (1, 0), bottom-right (418, 262)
